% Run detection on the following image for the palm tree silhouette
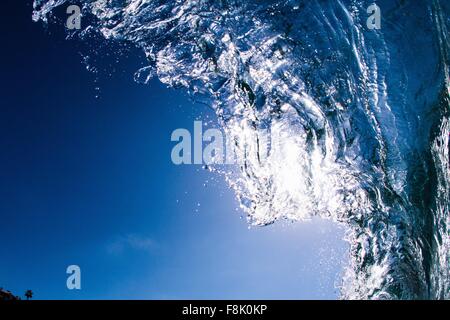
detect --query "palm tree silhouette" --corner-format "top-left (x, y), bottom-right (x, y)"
top-left (25, 290), bottom-right (33, 300)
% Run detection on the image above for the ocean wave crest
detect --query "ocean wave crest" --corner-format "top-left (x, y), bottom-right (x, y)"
top-left (33, 0), bottom-right (449, 299)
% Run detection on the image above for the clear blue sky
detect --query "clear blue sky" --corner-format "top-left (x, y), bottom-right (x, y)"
top-left (0, 0), bottom-right (347, 300)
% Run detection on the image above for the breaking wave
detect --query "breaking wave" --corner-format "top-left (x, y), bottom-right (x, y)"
top-left (32, 0), bottom-right (449, 299)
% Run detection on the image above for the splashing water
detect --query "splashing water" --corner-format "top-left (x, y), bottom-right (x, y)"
top-left (32, 0), bottom-right (449, 299)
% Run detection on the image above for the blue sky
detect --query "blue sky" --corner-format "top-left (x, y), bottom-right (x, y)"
top-left (0, 1), bottom-right (348, 300)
